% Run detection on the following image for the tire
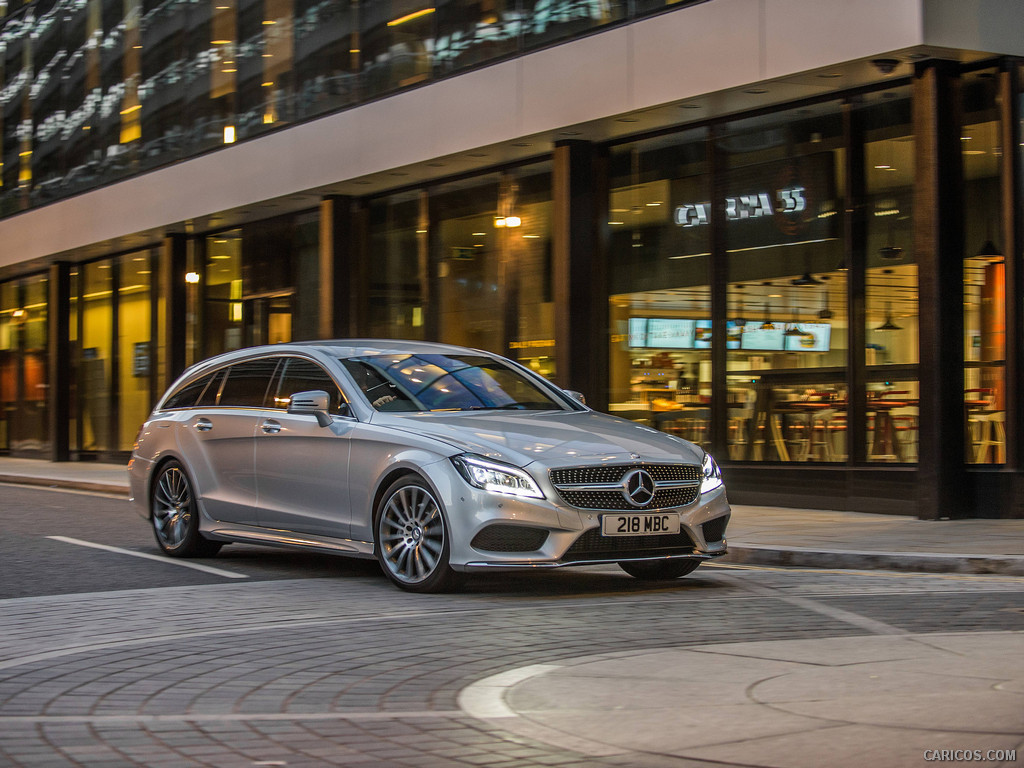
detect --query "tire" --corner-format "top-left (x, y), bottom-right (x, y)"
top-left (150, 461), bottom-right (223, 558)
top-left (374, 476), bottom-right (460, 593)
top-left (618, 558), bottom-right (701, 581)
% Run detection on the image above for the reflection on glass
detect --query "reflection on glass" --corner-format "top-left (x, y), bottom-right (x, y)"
top-left (1, 0), bottom-right (706, 216)
top-left (80, 260), bottom-right (114, 451)
top-left (369, 192), bottom-right (427, 340)
top-left (861, 87), bottom-right (918, 463)
top-left (119, 251), bottom-right (153, 450)
top-left (963, 69), bottom-right (1005, 464)
top-left (722, 101), bottom-right (848, 463)
top-left (204, 230), bottom-right (244, 355)
top-left (606, 130), bottom-right (710, 449)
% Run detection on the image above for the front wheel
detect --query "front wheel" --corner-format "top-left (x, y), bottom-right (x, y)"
top-left (618, 558), bottom-right (701, 581)
top-left (151, 461), bottom-right (222, 558)
top-left (375, 476), bottom-right (460, 593)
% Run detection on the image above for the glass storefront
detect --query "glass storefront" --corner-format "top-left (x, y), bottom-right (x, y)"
top-left (607, 128), bottom-right (710, 448)
top-left (0, 273), bottom-right (49, 454)
top-left (200, 213), bottom-right (318, 357)
top-left (73, 250), bottom-right (159, 455)
top-left (369, 191), bottom-right (427, 340)
top-left (723, 101), bottom-right (847, 463)
top-left (962, 69), bottom-right (1006, 465)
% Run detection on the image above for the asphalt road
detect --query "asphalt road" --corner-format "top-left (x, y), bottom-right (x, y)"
top-left (2, 484), bottom-right (1023, 767)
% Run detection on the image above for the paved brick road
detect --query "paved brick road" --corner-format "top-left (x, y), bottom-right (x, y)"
top-left (2, 564), bottom-right (1023, 767)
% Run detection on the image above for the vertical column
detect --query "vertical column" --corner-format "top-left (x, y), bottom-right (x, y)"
top-left (553, 140), bottom-right (608, 409)
top-left (844, 100), bottom-right (868, 465)
top-left (914, 60), bottom-right (967, 519)
top-left (48, 263), bottom-right (71, 462)
top-left (319, 195), bottom-right (365, 338)
top-left (999, 61), bottom-right (1024, 515)
top-left (160, 234), bottom-right (188, 390)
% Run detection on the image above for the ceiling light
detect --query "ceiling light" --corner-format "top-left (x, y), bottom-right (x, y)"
top-left (387, 7), bottom-right (435, 26)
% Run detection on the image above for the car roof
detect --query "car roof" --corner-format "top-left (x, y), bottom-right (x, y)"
top-left (289, 339), bottom-right (492, 358)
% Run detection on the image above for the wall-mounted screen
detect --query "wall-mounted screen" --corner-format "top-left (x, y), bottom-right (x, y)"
top-left (783, 322), bottom-right (832, 352)
top-left (739, 323), bottom-right (785, 351)
top-left (628, 318), bottom-right (697, 349)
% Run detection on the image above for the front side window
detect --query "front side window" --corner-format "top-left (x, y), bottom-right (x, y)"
top-left (340, 354), bottom-right (567, 412)
top-left (272, 357), bottom-right (347, 414)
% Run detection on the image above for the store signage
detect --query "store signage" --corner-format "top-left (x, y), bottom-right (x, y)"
top-left (673, 186), bottom-right (806, 227)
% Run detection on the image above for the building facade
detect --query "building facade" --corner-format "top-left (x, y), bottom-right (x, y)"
top-left (1, 0), bottom-right (1023, 518)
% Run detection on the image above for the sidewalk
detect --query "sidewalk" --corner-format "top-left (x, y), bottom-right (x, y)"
top-left (2, 457), bottom-right (1024, 576)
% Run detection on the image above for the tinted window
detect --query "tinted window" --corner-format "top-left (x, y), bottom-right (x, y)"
top-left (162, 372), bottom-right (216, 409)
top-left (196, 370), bottom-right (226, 407)
top-left (273, 357), bottom-right (347, 414)
top-left (218, 359), bottom-right (280, 408)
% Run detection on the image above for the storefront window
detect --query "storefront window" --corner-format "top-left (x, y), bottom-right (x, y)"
top-left (0, 275), bottom-right (49, 454)
top-left (433, 166), bottom-right (554, 374)
top-left (607, 128), bottom-right (711, 448)
top-left (962, 69), bottom-right (1006, 464)
top-left (79, 260), bottom-right (114, 452)
top-left (204, 230), bottom-right (244, 355)
top-left (861, 86), bottom-right (918, 464)
top-left (369, 191), bottom-right (427, 340)
top-left (119, 251), bottom-right (154, 450)
top-left (723, 102), bottom-right (847, 462)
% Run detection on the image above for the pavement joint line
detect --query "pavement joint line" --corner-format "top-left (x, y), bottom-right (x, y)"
top-left (0, 711), bottom-right (464, 724)
top-left (45, 536), bottom-right (249, 580)
top-left (721, 573), bottom-right (910, 635)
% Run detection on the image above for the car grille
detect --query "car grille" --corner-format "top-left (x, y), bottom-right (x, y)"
top-left (702, 516), bottom-right (728, 543)
top-left (470, 524), bottom-right (549, 553)
top-left (561, 527), bottom-right (697, 562)
top-left (549, 464), bottom-right (701, 511)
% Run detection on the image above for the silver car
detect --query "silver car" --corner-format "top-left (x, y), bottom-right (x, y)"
top-left (129, 340), bottom-right (730, 592)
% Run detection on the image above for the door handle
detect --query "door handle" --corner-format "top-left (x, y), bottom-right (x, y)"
top-left (261, 420), bottom-right (282, 434)
top-left (194, 418), bottom-right (213, 432)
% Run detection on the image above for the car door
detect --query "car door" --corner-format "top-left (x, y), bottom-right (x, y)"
top-left (176, 357), bottom-right (279, 526)
top-left (254, 356), bottom-right (355, 539)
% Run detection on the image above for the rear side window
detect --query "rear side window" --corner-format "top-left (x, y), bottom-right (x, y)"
top-left (218, 358), bottom-right (280, 408)
top-left (273, 357), bottom-right (347, 414)
top-left (162, 372), bottom-right (217, 410)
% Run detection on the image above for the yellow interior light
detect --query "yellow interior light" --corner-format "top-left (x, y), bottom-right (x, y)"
top-left (387, 7), bottom-right (435, 26)
top-left (504, 215), bottom-right (522, 228)
top-left (223, 125), bottom-right (236, 144)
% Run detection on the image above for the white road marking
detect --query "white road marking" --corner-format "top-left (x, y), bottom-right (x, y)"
top-left (458, 664), bottom-right (562, 718)
top-left (46, 536), bottom-right (248, 579)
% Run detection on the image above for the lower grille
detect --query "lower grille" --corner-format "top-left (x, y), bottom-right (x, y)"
top-left (701, 516), bottom-right (728, 543)
top-left (471, 524), bottom-right (548, 553)
top-left (561, 527), bottom-right (696, 562)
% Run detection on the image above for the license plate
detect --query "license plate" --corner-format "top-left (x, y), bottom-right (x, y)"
top-left (602, 513), bottom-right (679, 537)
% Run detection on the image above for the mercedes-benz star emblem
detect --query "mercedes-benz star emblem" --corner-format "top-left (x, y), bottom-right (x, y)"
top-left (622, 469), bottom-right (656, 507)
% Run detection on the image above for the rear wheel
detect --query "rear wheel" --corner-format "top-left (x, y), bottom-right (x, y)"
top-left (375, 476), bottom-right (460, 593)
top-left (618, 558), bottom-right (701, 581)
top-left (151, 461), bottom-right (222, 558)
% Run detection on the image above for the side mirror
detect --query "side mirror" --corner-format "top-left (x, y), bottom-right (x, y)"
top-left (563, 389), bottom-right (587, 405)
top-left (287, 390), bottom-right (334, 427)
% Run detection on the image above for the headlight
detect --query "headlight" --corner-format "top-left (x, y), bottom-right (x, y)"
top-left (701, 452), bottom-right (723, 494)
top-left (451, 455), bottom-right (544, 499)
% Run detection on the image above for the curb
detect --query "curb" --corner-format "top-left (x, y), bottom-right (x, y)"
top-left (723, 544), bottom-right (1024, 577)
top-left (0, 475), bottom-right (130, 497)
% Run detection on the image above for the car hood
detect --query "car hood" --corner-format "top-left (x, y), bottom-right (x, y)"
top-left (371, 410), bottom-right (704, 468)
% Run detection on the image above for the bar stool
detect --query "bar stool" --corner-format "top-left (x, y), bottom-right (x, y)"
top-left (972, 410), bottom-right (1006, 464)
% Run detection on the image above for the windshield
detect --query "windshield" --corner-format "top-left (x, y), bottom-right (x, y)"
top-left (340, 354), bottom-right (568, 413)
